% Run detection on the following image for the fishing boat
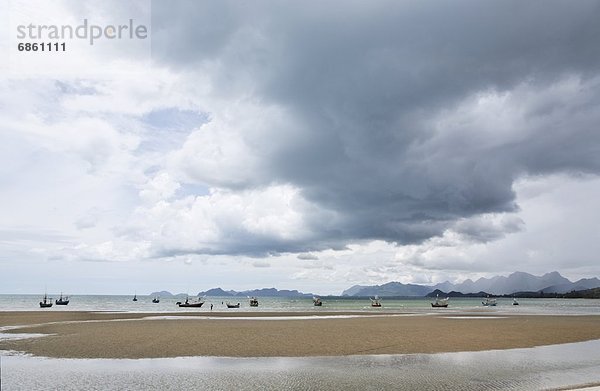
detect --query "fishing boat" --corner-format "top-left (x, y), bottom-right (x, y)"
top-left (152, 297), bottom-right (160, 303)
top-left (249, 297), bottom-right (259, 307)
top-left (226, 302), bottom-right (241, 308)
top-left (55, 293), bottom-right (69, 305)
top-left (370, 296), bottom-right (382, 307)
top-left (482, 296), bottom-right (497, 306)
top-left (176, 297), bottom-right (204, 308)
top-left (39, 293), bottom-right (53, 308)
top-left (313, 297), bottom-right (323, 306)
top-left (512, 298), bottom-right (519, 306)
top-left (431, 294), bottom-right (449, 308)
top-left (132, 293), bottom-right (138, 302)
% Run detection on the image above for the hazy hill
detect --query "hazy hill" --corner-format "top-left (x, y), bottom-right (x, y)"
top-left (149, 290), bottom-right (175, 297)
top-left (342, 285), bottom-right (370, 296)
top-left (449, 271), bottom-right (571, 295)
top-left (541, 277), bottom-right (600, 294)
top-left (342, 271), bottom-right (599, 297)
top-left (563, 287), bottom-right (600, 299)
top-left (426, 289), bottom-right (491, 298)
top-left (198, 288), bottom-right (236, 296)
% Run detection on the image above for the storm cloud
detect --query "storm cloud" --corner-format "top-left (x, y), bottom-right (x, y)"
top-left (146, 0), bottom-right (600, 254)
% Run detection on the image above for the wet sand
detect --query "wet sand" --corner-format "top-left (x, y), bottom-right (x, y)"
top-left (1, 311), bottom-right (600, 359)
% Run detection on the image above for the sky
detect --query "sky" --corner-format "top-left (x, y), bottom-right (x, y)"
top-left (1, 0), bottom-right (600, 295)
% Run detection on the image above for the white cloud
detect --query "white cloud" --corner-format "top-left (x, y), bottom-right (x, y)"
top-left (125, 183), bottom-right (317, 256)
top-left (169, 100), bottom-right (298, 188)
top-left (139, 171), bottom-right (180, 204)
top-left (75, 211), bottom-right (100, 230)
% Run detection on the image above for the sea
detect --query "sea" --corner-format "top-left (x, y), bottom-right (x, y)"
top-left (1, 295), bottom-right (600, 390)
top-left (0, 294), bottom-right (599, 315)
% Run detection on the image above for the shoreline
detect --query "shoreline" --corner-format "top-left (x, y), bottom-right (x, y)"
top-left (2, 311), bottom-right (600, 359)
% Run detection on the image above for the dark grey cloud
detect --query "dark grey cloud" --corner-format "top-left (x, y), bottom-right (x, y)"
top-left (149, 0), bottom-right (600, 254)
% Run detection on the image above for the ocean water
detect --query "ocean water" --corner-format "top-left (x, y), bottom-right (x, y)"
top-left (2, 339), bottom-right (600, 390)
top-left (1, 294), bottom-right (599, 315)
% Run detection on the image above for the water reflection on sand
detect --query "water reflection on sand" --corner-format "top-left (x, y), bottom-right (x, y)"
top-left (2, 340), bottom-right (600, 390)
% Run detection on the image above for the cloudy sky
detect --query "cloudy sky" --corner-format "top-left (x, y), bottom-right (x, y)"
top-left (1, 0), bottom-right (600, 295)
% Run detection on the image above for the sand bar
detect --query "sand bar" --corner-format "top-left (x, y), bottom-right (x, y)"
top-left (1, 311), bottom-right (600, 359)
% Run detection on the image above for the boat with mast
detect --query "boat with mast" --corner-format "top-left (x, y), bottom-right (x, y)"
top-left (39, 293), bottom-right (53, 308)
top-left (55, 293), bottom-right (69, 305)
top-left (482, 296), bottom-right (497, 306)
top-left (176, 296), bottom-right (204, 308)
top-left (249, 297), bottom-right (259, 307)
top-left (370, 296), bottom-right (382, 307)
top-left (431, 294), bottom-right (449, 308)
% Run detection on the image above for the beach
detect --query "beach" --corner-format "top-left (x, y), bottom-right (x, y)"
top-left (2, 311), bottom-right (600, 359)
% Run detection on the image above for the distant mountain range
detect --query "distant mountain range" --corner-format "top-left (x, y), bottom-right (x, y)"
top-left (342, 271), bottom-right (600, 297)
top-left (148, 272), bottom-right (600, 298)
